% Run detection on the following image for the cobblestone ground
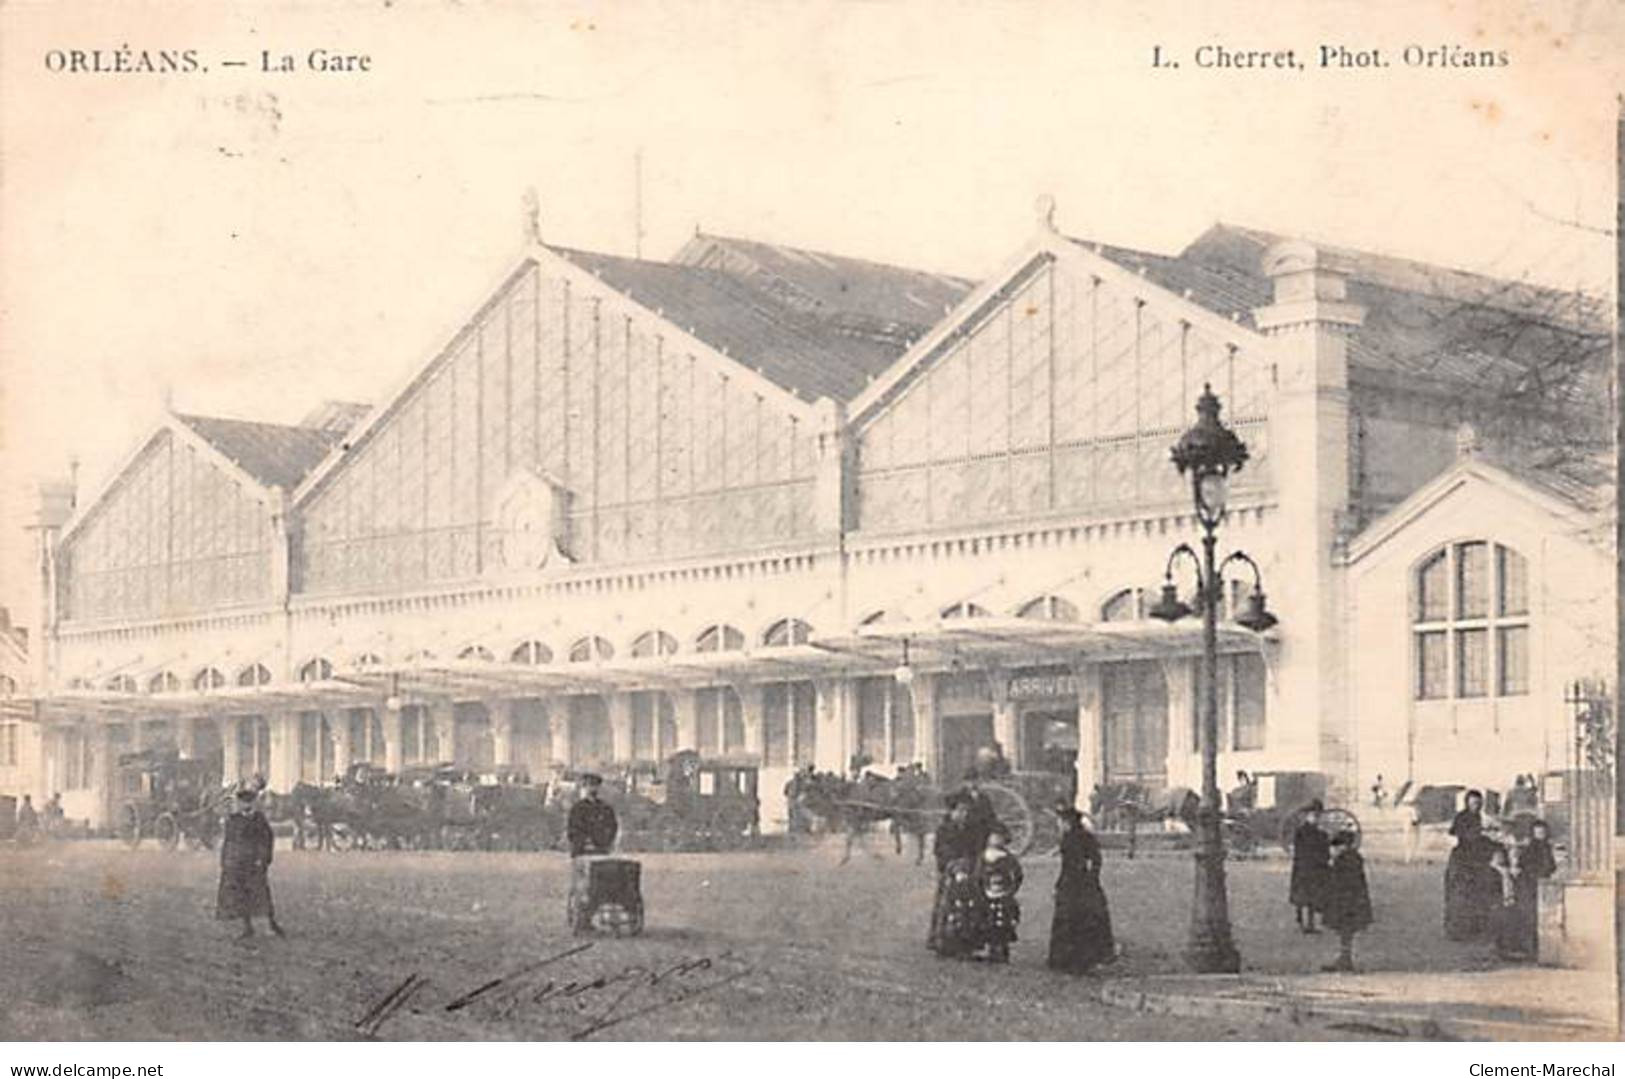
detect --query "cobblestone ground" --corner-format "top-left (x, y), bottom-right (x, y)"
top-left (0, 838), bottom-right (1509, 1041)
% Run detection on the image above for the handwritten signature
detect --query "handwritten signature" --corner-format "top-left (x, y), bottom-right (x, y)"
top-left (356, 942), bottom-right (752, 1039)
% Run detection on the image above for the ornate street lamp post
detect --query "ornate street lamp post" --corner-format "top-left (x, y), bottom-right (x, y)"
top-left (1149, 384), bottom-right (1278, 974)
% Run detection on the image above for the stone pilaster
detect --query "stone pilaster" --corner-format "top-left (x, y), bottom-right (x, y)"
top-left (488, 699), bottom-right (515, 766)
top-left (1255, 240), bottom-right (1363, 798)
top-left (266, 712), bottom-right (298, 792)
top-left (428, 702), bottom-right (455, 765)
top-left (220, 715), bottom-right (241, 783)
top-left (382, 703), bottom-right (405, 773)
top-left (671, 690), bottom-right (699, 752)
top-left (608, 694), bottom-right (633, 763)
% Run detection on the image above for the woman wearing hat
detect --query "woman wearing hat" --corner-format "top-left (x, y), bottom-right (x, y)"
top-left (928, 793), bottom-right (977, 955)
top-left (217, 785), bottom-right (284, 940)
top-left (1444, 789), bottom-right (1498, 940)
top-left (1289, 800), bottom-right (1332, 934)
top-left (1047, 806), bottom-right (1115, 974)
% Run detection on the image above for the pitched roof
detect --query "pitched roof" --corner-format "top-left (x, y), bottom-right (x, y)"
top-left (174, 413), bottom-right (346, 491)
top-left (1077, 223), bottom-right (1611, 409)
top-left (550, 235), bottom-right (973, 403)
top-left (674, 232), bottom-right (973, 333)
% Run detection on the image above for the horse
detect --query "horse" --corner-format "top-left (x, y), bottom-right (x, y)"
top-left (1089, 782), bottom-right (1200, 858)
top-left (793, 769), bottom-right (936, 865)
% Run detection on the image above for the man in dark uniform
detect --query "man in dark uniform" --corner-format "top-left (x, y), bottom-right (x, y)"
top-left (566, 774), bottom-right (622, 934)
top-left (567, 773), bottom-right (618, 856)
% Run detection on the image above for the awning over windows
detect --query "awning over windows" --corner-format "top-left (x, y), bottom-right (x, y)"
top-left (33, 618), bottom-right (1274, 721)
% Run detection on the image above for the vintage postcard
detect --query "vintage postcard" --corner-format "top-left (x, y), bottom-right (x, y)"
top-left (0, 0), bottom-right (1618, 1051)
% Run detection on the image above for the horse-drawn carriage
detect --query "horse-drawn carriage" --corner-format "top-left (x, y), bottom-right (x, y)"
top-left (791, 763), bottom-right (1073, 859)
top-left (599, 750), bottom-right (760, 851)
top-left (115, 748), bottom-right (230, 851)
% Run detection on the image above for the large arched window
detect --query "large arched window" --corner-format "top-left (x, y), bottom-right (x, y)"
top-left (299, 658), bottom-right (334, 683)
top-left (695, 625), bottom-right (744, 653)
top-left (630, 631), bottom-right (679, 658)
top-left (193, 668), bottom-right (225, 692)
top-left (940, 602), bottom-right (990, 620)
top-left (352, 653), bottom-right (384, 672)
top-left (509, 640), bottom-right (553, 666)
top-left (457, 645), bottom-right (496, 662)
top-left (105, 674), bottom-right (138, 694)
top-left (763, 619), bottom-right (813, 647)
top-left (1016, 595), bottom-right (1080, 621)
top-left (1101, 589), bottom-right (1146, 622)
top-left (148, 671), bottom-right (181, 695)
top-left (1414, 542), bottom-right (1530, 700)
top-left (237, 663), bottom-right (272, 688)
top-left (569, 636), bottom-right (615, 663)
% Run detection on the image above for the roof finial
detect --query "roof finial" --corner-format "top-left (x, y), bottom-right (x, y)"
top-left (1455, 422), bottom-right (1481, 459)
top-left (1034, 193), bottom-right (1057, 233)
top-left (522, 186), bottom-right (542, 246)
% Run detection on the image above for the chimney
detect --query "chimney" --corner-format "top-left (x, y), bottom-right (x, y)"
top-left (35, 479), bottom-right (75, 530)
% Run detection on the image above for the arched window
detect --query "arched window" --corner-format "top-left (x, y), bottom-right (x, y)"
top-left (0, 674), bottom-right (16, 698)
top-left (148, 671), bottom-right (180, 694)
top-left (1414, 542), bottom-right (1530, 700)
top-left (404, 649), bottom-right (437, 665)
top-left (1101, 589), bottom-right (1147, 622)
top-left (67, 677), bottom-right (92, 691)
top-left (630, 631), bottom-right (679, 658)
top-left (457, 645), bottom-right (495, 662)
top-left (509, 640), bottom-right (553, 665)
top-left (940, 602), bottom-right (991, 620)
top-left (1016, 595), bottom-right (1080, 621)
top-left (763, 619), bottom-right (813, 647)
top-left (299, 658), bottom-right (334, 683)
top-left (695, 625), bottom-right (744, 653)
top-left (352, 653), bottom-right (383, 671)
top-left (569, 636), bottom-right (615, 663)
top-left (237, 663), bottom-right (272, 688)
top-left (106, 675), bottom-right (138, 694)
top-left (193, 668), bottom-right (225, 692)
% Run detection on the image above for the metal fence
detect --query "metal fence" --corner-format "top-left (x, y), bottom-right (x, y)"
top-left (1563, 678), bottom-right (1614, 878)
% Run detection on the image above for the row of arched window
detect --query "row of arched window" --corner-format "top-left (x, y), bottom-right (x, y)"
top-left (70, 589), bottom-right (1184, 694)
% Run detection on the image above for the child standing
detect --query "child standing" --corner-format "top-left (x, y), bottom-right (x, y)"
top-left (980, 825), bottom-right (1024, 963)
top-left (938, 856), bottom-right (987, 959)
top-left (1320, 830), bottom-right (1372, 972)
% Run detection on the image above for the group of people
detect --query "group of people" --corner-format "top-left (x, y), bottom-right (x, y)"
top-left (1287, 800), bottom-right (1374, 972)
top-left (1444, 789), bottom-right (1556, 961)
top-left (13, 793), bottom-right (66, 845)
top-left (926, 778), bottom-right (1115, 974)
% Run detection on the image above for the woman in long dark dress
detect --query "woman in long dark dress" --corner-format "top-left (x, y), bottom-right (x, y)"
top-left (928, 794), bottom-right (976, 955)
top-left (1495, 821), bottom-right (1558, 961)
top-left (1444, 790), bottom-right (1496, 940)
top-left (217, 787), bottom-right (284, 939)
top-left (1289, 800), bottom-right (1331, 933)
top-left (1048, 808), bottom-right (1115, 974)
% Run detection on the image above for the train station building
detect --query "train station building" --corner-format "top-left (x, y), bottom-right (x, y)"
top-left (19, 207), bottom-right (1615, 832)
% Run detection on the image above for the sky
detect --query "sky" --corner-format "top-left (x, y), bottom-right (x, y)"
top-left (0, 0), bottom-right (1619, 634)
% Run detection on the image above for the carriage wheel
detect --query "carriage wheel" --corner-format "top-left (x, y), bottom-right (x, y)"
top-left (119, 805), bottom-right (142, 849)
top-left (154, 813), bottom-right (181, 851)
top-left (982, 783), bottom-right (1035, 856)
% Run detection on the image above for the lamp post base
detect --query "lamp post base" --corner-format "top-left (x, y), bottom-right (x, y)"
top-left (1186, 812), bottom-right (1242, 974)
